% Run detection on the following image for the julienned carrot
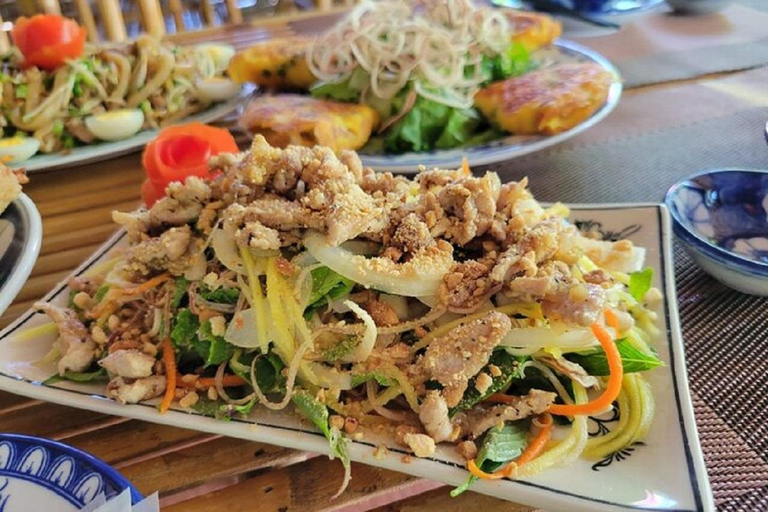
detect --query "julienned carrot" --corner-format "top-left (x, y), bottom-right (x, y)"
top-left (160, 338), bottom-right (176, 414)
top-left (461, 156), bottom-right (470, 176)
top-left (119, 273), bottom-right (170, 295)
top-left (515, 413), bottom-right (554, 466)
top-left (549, 323), bottom-right (623, 416)
top-left (177, 373), bottom-right (247, 389)
top-left (467, 459), bottom-right (507, 480)
top-left (604, 308), bottom-right (620, 332)
top-left (466, 413), bottom-right (554, 480)
top-left (485, 393), bottom-right (517, 404)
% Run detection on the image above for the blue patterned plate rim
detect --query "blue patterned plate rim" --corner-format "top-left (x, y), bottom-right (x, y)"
top-left (0, 433), bottom-right (142, 506)
top-left (664, 168), bottom-right (768, 274)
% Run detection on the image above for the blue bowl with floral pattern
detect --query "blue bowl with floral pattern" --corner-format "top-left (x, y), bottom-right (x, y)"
top-left (665, 169), bottom-right (768, 296)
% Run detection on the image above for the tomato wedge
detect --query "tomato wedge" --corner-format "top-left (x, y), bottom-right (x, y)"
top-left (141, 123), bottom-right (238, 207)
top-left (12, 15), bottom-right (86, 70)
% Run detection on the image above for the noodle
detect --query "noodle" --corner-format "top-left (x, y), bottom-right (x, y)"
top-left (308, 0), bottom-right (512, 117)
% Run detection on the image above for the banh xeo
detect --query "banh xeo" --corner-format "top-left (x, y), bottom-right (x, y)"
top-left (0, 14), bottom-right (238, 162)
top-left (230, 0), bottom-right (613, 154)
top-left (33, 136), bottom-right (662, 496)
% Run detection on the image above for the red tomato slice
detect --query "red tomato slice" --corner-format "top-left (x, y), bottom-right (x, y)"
top-left (12, 15), bottom-right (86, 70)
top-left (141, 179), bottom-right (165, 208)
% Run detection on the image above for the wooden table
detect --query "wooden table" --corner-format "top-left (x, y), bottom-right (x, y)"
top-left (3, 5), bottom-right (768, 511)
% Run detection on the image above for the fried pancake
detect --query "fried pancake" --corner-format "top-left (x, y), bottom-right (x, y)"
top-left (238, 94), bottom-right (379, 153)
top-left (506, 10), bottom-right (562, 52)
top-left (474, 63), bottom-right (614, 136)
top-left (227, 36), bottom-right (316, 90)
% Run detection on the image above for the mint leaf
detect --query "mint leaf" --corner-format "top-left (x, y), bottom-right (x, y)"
top-left (566, 338), bottom-right (663, 376)
top-left (198, 320), bottom-right (235, 367)
top-left (629, 268), bottom-right (653, 302)
top-left (43, 368), bottom-right (108, 385)
top-left (292, 391), bottom-right (350, 474)
top-left (198, 284), bottom-right (239, 305)
top-left (451, 421), bottom-right (529, 497)
top-left (449, 351), bottom-right (527, 417)
top-left (304, 266), bottom-right (354, 318)
top-left (170, 278), bottom-right (189, 308)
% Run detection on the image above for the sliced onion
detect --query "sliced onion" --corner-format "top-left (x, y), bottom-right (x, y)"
top-left (212, 228), bottom-right (245, 273)
top-left (377, 306), bottom-right (447, 335)
top-left (378, 294), bottom-right (408, 321)
top-left (499, 325), bottom-right (613, 352)
top-left (225, 307), bottom-right (276, 348)
top-left (303, 231), bottom-right (453, 297)
top-left (311, 363), bottom-right (353, 390)
top-left (342, 300), bottom-right (377, 362)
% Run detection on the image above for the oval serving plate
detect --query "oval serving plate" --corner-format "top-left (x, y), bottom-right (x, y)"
top-left (357, 39), bottom-right (622, 173)
top-left (0, 194), bottom-right (41, 317)
top-left (0, 433), bottom-right (141, 511)
top-left (14, 89), bottom-right (248, 175)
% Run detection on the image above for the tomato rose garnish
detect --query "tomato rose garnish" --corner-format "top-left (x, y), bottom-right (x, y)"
top-left (141, 123), bottom-right (239, 207)
top-left (12, 15), bottom-right (86, 70)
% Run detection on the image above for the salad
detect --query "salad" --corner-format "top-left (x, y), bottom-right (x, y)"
top-left (33, 134), bottom-right (662, 496)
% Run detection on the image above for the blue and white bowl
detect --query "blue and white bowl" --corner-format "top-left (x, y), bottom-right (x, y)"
top-left (665, 169), bottom-right (768, 296)
top-left (0, 433), bottom-right (141, 511)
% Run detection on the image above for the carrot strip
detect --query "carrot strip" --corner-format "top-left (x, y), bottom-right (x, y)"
top-left (467, 459), bottom-right (507, 480)
top-left (604, 308), bottom-right (620, 332)
top-left (160, 338), bottom-right (176, 414)
top-left (515, 413), bottom-right (553, 466)
top-left (549, 323), bottom-right (623, 416)
top-left (485, 393), bottom-right (517, 404)
top-left (177, 373), bottom-right (247, 389)
top-left (466, 413), bottom-right (554, 480)
top-left (118, 273), bottom-right (170, 296)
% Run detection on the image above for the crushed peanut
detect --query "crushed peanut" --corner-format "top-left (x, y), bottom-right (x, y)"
top-left (179, 391), bottom-right (199, 408)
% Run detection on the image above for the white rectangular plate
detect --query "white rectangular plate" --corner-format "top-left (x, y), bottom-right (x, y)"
top-left (0, 204), bottom-right (714, 512)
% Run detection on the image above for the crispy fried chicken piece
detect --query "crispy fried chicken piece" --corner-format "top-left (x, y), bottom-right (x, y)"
top-left (107, 376), bottom-right (166, 404)
top-left (148, 177), bottom-right (212, 227)
top-left (419, 311), bottom-right (512, 407)
top-left (99, 349), bottom-right (156, 379)
top-left (435, 172), bottom-right (501, 245)
top-left (124, 225), bottom-right (199, 276)
top-left (392, 213), bottom-right (435, 255)
top-left (35, 303), bottom-right (97, 375)
top-left (456, 389), bottom-right (556, 438)
top-left (419, 391), bottom-right (455, 443)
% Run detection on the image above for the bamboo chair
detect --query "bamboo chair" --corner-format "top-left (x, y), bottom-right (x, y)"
top-left (31, 0), bottom-right (244, 42)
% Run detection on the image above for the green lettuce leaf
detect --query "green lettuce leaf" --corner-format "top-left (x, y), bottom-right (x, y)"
top-left (310, 67), bottom-right (370, 102)
top-left (481, 42), bottom-right (530, 83)
top-left (198, 284), bottom-right (239, 305)
top-left (304, 266), bottom-right (354, 318)
top-left (435, 108), bottom-right (482, 150)
top-left (566, 338), bottom-right (663, 376)
top-left (629, 268), bottom-right (653, 302)
top-left (291, 391), bottom-right (351, 474)
top-left (451, 421), bottom-right (529, 497)
top-left (43, 368), bottom-right (108, 385)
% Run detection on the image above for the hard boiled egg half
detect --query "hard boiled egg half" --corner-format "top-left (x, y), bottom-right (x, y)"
top-left (0, 136), bottom-right (40, 163)
top-left (195, 77), bottom-right (241, 103)
top-left (85, 109), bottom-right (145, 142)
top-left (195, 43), bottom-right (236, 73)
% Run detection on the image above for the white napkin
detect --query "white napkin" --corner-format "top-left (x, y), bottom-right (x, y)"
top-left (79, 490), bottom-right (159, 512)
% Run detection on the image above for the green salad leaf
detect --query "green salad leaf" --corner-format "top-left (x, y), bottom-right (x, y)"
top-left (304, 266), bottom-right (354, 318)
top-left (310, 67), bottom-right (370, 102)
top-left (43, 368), bottom-right (108, 386)
top-left (629, 268), bottom-right (654, 302)
top-left (481, 42), bottom-right (530, 83)
top-left (450, 350), bottom-right (527, 417)
top-left (292, 391), bottom-right (351, 474)
top-left (435, 108), bottom-right (482, 150)
top-left (566, 338), bottom-right (663, 376)
top-left (198, 284), bottom-right (239, 305)
top-left (230, 351), bottom-right (285, 393)
top-left (322, 336), bottom-right (359, 363)
top-left (170, 277), bottom-right (189, 308)
top-left (451, 421), bottom-right (529, 497)
top-left (170, 309), bottom-right (235, 367)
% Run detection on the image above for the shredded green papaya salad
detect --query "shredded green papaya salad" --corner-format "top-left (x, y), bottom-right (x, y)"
top-left (32, 136), bottom-right (664, 497)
